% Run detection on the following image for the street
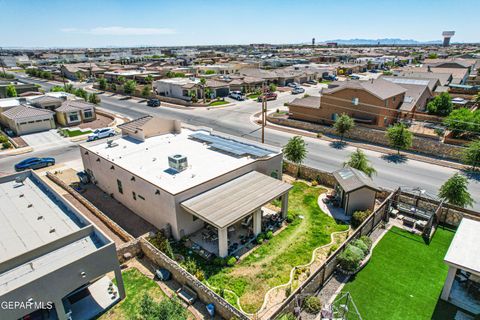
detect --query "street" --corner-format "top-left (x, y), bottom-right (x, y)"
top-left (3, 78), bottom-right (479, 210)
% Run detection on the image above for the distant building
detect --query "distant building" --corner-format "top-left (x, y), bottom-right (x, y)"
top-left (0, 170), bottom-right (125, 320)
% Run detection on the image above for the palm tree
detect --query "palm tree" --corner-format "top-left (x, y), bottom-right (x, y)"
top-left (344, 148), bottom-right (376, 177)
top-left (283, 136), bottom-right (308, 178)
top-left (199, 78), bottom-right (207, 103)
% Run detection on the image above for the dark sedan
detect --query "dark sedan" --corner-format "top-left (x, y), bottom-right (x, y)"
top-left (14, 157), bottom-right (55, 171)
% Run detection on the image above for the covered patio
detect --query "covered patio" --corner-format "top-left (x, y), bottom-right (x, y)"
top-left (181, 171), bottom-right (292, 258)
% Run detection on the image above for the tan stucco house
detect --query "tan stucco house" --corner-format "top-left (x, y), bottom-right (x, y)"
top-left (55, 100), bottom-right (96, 126)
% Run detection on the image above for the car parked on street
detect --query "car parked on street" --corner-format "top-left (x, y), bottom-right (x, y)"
top-left (322, 75), bottom-right (337, 81)
top-left (14, 157), bottom-right (55, 171)
top-left (349, 74), bottom-right (361, 80)
top-left (257, 92), bottom-right (277, 102)
top-left (287, 82), bottom-right (300, 88)
top-left (229, 91), bottom-right (245, 101)
top-left (306, 80), bottom-right (317, 85)
top-left (147, 98), bottom-right (161, 107)
top-left (87, 128), bottom-right (116, 141)
top-left (291, 87), bottom-right (305, 94)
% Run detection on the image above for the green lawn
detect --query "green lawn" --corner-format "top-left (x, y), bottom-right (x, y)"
top-left (100, 268), bottom-right (166, 320)
top-left (209, 100), bottom-right (229, 106)
top-left (342, 227), bottom-right (455, 320)
top-left (62, 129), bottom-right (92, 137)
top-left (247, 93), bottom-right (260, 100)
top-left (184, 182), bottom-right (349, 313)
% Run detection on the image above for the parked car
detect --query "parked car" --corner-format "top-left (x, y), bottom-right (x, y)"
top-left (349, 74), bottom-right (361, 80)
top-left (369, 69), bottom-right (378, 73)
top-left (14, 157), bottom-right (55, 171)
top-left (287, 82), bottom-right (300, 88)
top-left (87, 128), bottom-right (116, 141)
top-left (322, 75), bottom-right (337, 81)
top-left (306, 80), bottom-right (317, 85)
top-left (291, 87), bottom-right (305, 94)
top-left (257, 92), bottom-right (277, 102)
top-left (147, 98), bottom-right (161, 107)
top-left (229, 91), bottom-right (245, 101)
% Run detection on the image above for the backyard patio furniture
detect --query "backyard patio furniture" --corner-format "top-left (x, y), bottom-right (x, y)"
top-left (241, 216), bottom-right (252, 228)
top-left (176, 285), bottom-right (197, 305)
top-left (403, 216), bottom-right (416, 228)
top-left (390, 208), bottom-right (399, 218)
top-left (415, 220), bottom-right (427, 231)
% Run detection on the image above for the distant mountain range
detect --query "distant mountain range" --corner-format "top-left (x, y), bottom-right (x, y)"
top-left (323, 38), bottom-right (443, 45)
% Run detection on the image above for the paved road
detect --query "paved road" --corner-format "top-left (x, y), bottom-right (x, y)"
top-left (4, 79), bottom-right (480, 210)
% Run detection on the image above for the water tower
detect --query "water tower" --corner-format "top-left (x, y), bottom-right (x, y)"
top-left (442, 31), bottom-right (455, 47)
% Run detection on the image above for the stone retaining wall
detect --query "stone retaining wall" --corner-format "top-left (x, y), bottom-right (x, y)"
top-left (139, 237), bottom-right (249, 320)
top-left (269, 116), bottom-right (465, 161)
top-left (117, 239), bottom-right (141, 263)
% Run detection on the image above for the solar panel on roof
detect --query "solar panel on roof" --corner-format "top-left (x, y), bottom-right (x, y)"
top-left (190, 132), bottom-right (271, 157)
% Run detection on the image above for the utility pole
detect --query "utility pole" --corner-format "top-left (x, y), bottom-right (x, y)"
top-left (261, 81), bottom-right (267, 143)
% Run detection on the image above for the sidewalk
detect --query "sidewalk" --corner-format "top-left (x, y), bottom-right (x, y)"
top-left (254, 112), bottom-right (468, 171)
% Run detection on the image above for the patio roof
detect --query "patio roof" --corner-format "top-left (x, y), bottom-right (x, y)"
top-left (444, 218), bottom-right (480, 274)
top-left (181, 171), bottom-right (292, 229)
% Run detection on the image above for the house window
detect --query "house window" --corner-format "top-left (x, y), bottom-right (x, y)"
top-left (352, 98), bottom-right (359, 105)
top-left (68, 113), bottom-right (79, 122)
top-left (132, 191), bottom-right (137, 200)
top-left (138, 195), bottom-right (145, 200)
top-left (117, 179), bottom-right (123, 194)
top-left (84, 110), bottom-right (93, 118)
top-left (385, 100), bottom-right (389, 107)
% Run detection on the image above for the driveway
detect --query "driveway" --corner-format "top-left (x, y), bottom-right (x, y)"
top-left (21, 129), bottom-right (73, 150)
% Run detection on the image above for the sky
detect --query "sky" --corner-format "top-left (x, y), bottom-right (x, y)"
top-left (1, 0), bottom-right (479, 48)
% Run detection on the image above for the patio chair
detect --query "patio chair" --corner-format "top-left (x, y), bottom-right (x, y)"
top-left (241, 216), bottom-right (252, 228)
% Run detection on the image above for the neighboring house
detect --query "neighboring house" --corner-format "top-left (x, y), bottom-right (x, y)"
top-left (0, 170), bottom-right (125, 320)
top-left (61, 63), bottom-right (105, 80)
top-left (154, 78), bottom-right (202, 101)
top-left (0, 80), bottom-right (39, 98)
top-left (228, 76), bottom-right (264, 93)
top-left (80, 116), bottom-right (290, 257)
top-left (0, 104), bottom-right (55, 135)
top-left (55, 100), bottom-right (96, 126)
top-left (332, 167), bottom-right (381, 216)
top-left (441, 218), bottom-right (480, 314)
top-left (103, 70), bottom-right (161, 84)
top-left (381, 77), bottom-right (436, 115)
top-left (28, 95), bottom-right (64, 111)
top-left (205, 79), bottom-right (230, 98)
top-left (288, 78), bottom-right (406, 128)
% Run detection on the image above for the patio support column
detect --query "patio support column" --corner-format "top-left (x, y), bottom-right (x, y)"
top-left (281, 192), bottom-right (289, 219)
top-left (441, 266), bottom-right (457, 301)
top-left (54, 299), bottom-right (68, 320)
top-left (218, 227), bottom-right (228, 258)
top-left (114, 264), bottom-right (126, 299)
top-left (253, 209), bottom-right (262, 236)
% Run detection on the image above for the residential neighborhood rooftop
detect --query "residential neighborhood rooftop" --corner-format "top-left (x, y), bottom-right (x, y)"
top-left (83, 128), bottom-right (279, 194)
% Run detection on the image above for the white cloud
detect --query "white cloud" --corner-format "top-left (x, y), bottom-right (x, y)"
top-left (61, 26), bottom-right (175, 36)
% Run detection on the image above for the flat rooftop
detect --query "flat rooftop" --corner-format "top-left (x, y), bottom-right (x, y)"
top-left (444, 218), bottom-right (480, 274)
top-left (84, 128), bottom-right (278, 194)
top-left (0, 174), bottom-right (86, 264)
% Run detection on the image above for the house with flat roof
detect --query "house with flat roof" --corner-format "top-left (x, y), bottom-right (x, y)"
top-left (0, 170), bottom-right (124, 320)
top-left (80, 116), bottom-right (291, 257)
top-left (441, 218), bottom-right (480, 315)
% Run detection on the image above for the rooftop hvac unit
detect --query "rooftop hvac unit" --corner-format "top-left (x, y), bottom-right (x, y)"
top-left (168, 154), bottom-right (188, 172)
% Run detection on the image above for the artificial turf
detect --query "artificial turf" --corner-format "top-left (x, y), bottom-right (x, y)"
top-left (341, 226), bottom-right (455, 320)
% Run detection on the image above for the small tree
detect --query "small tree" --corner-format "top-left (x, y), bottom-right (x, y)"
top-left (98, 78), bottom-right (107, 90)
top-left (427, 92), bottom-right (453, 116)
top-left (142, 85), bottom-right (151, 98)
top-left (463, 140), bottom-right (480, 170)
top-left (117, 76), bottom-right (126, 85)
top-left (123, 80), bottom-right (136, 95)
top-left (88, 93), bottom-right (100, 105)
top-left (344, 148), bottom-right (376, 177)
top-left (334, 113), bottom-right (355, 141)
top-left (439, 173), bottom-right (474, 208)
top-left (269, 83), bottom-right (277, 92)
top-left (199, 77), bottom-right (207, 103)
top-left (386, 123), bottom-right (412, 154)
top-left (144, 74), bottom-right (154, 84)
top-left (6, 84), bottom-right (17, 97)
top-left (283, 136), bottom-right (308, 178)
top-left (74, 88), bottom-right (88, 100)
top-left (110, 82), bottom-right (117, 91)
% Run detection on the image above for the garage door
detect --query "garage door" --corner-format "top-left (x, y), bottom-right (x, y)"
top-left (17, 119), bottom-right (54, 135)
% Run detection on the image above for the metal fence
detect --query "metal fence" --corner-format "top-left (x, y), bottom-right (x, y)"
top-left (270, 190), bottom-right (397, 319)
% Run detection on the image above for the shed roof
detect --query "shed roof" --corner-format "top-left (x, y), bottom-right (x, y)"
top-left (181, 171), bottom-right (292, 229)
top-left (333, 167), bottom-right (380, 193)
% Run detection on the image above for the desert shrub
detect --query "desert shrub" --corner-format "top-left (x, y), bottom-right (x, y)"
top-left (0, 135), bottom-right (8, 143)
top-left (256, 234), bottom-right (265, 244)
top-left (316, 132), bottom-right (322, 138)
top-left (265, 230), bottom-right (273, 239)
top-left (278, 313), bottom-right (296, 320)
top-left (213, 257), bottom-right (225, 266)
top-left (285, 285), bottom-right (292, 298)
top-left (328, 244), bottom-right (339, 256)
top-left (226, 256), bottom-right (237, 267)
top-left (311, 180), bottom-right (318, 186)
top-left (2, 141), bottom-right (12, 149)
top-left (359, 235), bottom-right (373, 250)
top-left (338, 244), bottom-right (364, 272)
top-left (149, 232), bottom-right (174, 259)
top-left (304, 296), bottom-right (322, 314)
top-left (351, 210), bottom-right (371, 228)
top-left (352, 239), bottom-right (369, 256)
top-left (184, 258), bottom-right (198, 274)
top-left (195, 269), bottom-right (205, 281)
